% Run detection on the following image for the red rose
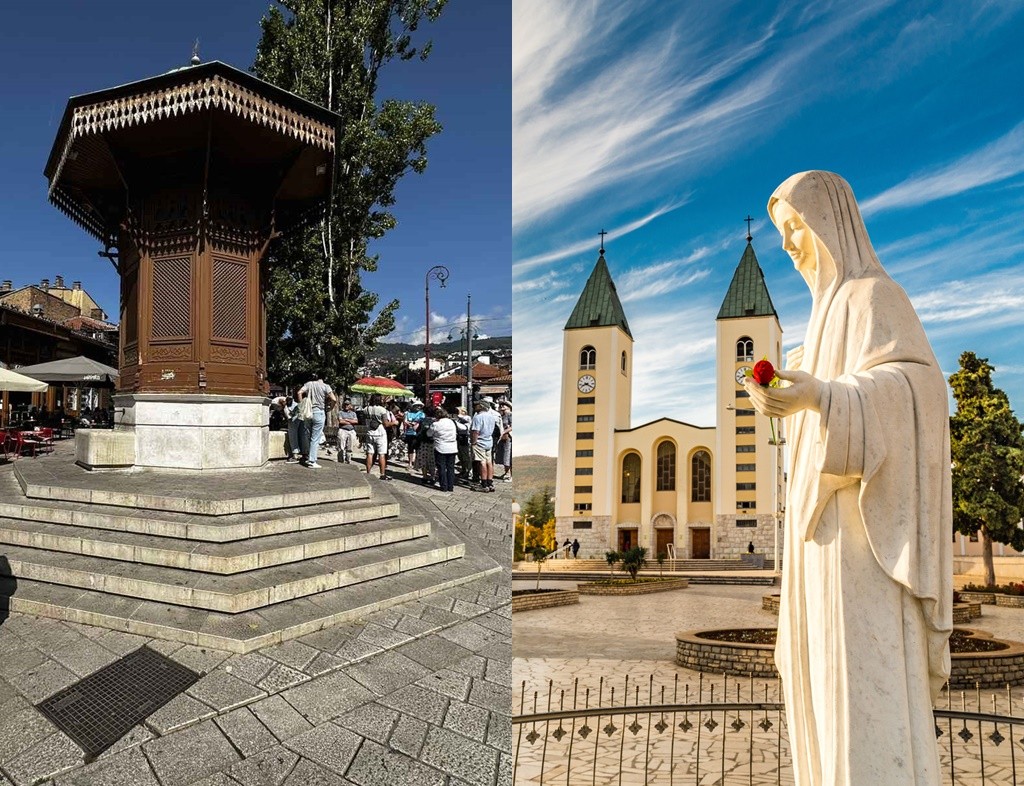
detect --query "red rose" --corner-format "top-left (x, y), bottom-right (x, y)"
top-left (751, 359), bottom-right (776, 386)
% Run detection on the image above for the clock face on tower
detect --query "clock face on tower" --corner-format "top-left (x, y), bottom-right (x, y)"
top-left (735, 366), bottom-right (752, 385)
top-left (577, 374), bottom-right (597, 393)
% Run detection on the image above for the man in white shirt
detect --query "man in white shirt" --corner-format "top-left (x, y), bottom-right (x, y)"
top-left (297, 373), bottom-right (336, 468)
top-left (470, 400), bottom-right (502, 492)
top-left (361, 394), bottom-right (393, 480)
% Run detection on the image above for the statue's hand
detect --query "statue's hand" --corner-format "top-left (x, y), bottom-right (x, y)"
top-left (744, 369), bottom-right (824, 418)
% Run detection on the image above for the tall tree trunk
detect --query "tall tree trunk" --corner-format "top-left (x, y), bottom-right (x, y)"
top-left (982, 524), bottom-right (996, 588)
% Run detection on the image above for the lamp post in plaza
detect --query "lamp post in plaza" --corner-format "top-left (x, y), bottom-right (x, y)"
top-left (424, 265), bottom-right (449, 406)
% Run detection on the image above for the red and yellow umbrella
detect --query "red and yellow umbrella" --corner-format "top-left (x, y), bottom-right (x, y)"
top-left (349, 376), bottom-right (414, 397)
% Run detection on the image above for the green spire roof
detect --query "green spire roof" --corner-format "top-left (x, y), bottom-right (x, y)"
top-left (716, 241), bottom-right (777, 320)
top-left (565, 252), bottom-right (632, 337)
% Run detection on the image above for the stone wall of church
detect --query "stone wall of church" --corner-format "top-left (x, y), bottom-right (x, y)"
top-left (715, 513), bottom-right (783, 560)
top-left (555, 515), bottom-right (612, 560)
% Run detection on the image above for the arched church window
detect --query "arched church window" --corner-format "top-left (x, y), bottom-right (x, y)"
top-left (656, 441), bottom-right (676, 491)
top-left (621, 351), bottom-right (627, 375)
top-left (621, 453), bottom-right (641, 503)
top-left (580, 346), bottom-right (596, 370)
top-left (691, 450), bottom-right (711, 502)
top-left (736, 337), bottom-right (754, 362)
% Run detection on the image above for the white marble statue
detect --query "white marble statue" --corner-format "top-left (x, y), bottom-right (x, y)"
top-left (744, 170), bottom-right (952, 785)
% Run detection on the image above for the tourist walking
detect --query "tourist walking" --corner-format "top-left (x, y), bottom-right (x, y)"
top-left (361, 394), bottom-right (393, 480)
top-left (284, 394), bottom-right (303, 463)
top-left (428, 406), bottom-right (458, 492)
top-left (470, 399), bottom-right (503, 492)
top-left (337, 399), bottom-right (357, 463)
top-left (572, 539), bottom-right (580, 559)
top-left (495, 402), bottom-right (512, 482)
top-left (298, 373), bottom-right (336, 469)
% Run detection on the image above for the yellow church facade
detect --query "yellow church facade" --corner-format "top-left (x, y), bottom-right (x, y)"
top-left (555, 238), bottom-right (785, 561)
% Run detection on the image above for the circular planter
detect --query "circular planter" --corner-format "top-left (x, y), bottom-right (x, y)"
top-left (675, 627), bottom-right (1024, 688)
top-left (577, 577), bottom-right (690, 596)
top-left (958, 591), bottom-right (996, 605)
top-left (952, 602), bottom-right (983, 624)
top-left (762, 594), bottom-right (781, 613)
top-left (511, 589), bottom-right (579, 612)
top-left (995, 594), bottom-right (1024, 608)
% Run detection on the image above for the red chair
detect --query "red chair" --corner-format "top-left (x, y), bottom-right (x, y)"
top-left (34, 428), bottom-right (55, 455)
top-left (13, 432), bottom-right (38, 458)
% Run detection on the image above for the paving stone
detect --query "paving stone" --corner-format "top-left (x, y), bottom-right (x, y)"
top-left (486, 711), bottom-right (511, 754)
top-left (475, 613), bottom-right (512, 638)
top-left (355, 623), bottom-right (414, 651)
top-left (468, 678), bottom-right (510, 715)
top-left (96, 724), bottom-right (154, 761)
top-left (497, 752), bottom-right (511, 786)
top-left (484, 654), bottom-right (512, 688)
top-left (91, 630), bottom-right (150, 657)
top-left (395, 636), bottom-right (472, 672)
top-left (8, 658), bottom-right (79, 704)
top-left (248, 696), bottom-right (312, 742)
top-left (295, 626), bottom-right (353, 654)
top-left (380, 684), bottom-right (449, 726)
top-left (393, 615), bottom-right (439, 639)
top-left (187, 670), bottom-right (267, 713)
top-left (387, 714), bottom-right (428, 759)
top-left (11, 620), bottom-right (82, 654)
top-left (144, 692), bottom-right (217, 735)
top-left (332, 637), bottom-right (381, 666)
top-left (4, 731), bottom-right (83, 786)
top-left (187, 774), bottom-right (240, 786)
top-left (48, 639), bottom-right (118, 679)
top-left (334, 702), bottom-right (398, 745)
top-left (169, 645), bottom-right (231, 675)
top-left (438, 621), bottom-right (501, 653)
top-left (443, 702), bottom-right (490, 742)
top-left (0, 703), bottom-right (57, 764)
top-left (261, 641), bottom-right (318, 673)
top-left (143, 720), bottom-right (241, 786)
top-left (256, 664), bottom-right (309, 694)
top-left (452, 599), bottom-right (490, 617)
top-left (346, 651), bottom-right (430, 695)
top-left (226, 744), bottom-right (299, 786)
top-left (344, 740), bottom-right (445, 786)
top-left (142, 639), bottom-right (183, 658)
top-left (54, 747), bottom-right (158, 786)
top-left (417, 606), bottom-right (465, 628)
top-left (281, 672), bottom-right (372, 725)
top-left (282, 758), bottom-right (354, 786)
top-left (0, 641), bottom-right (48, 680)
top-left (304, 651), bottom-right (343, 677)
top-left (418, 726), bottom-right (499, 786)
top-left (221, 652), bottom-right (277, 686)
top-left (416, 668), bottom-right (472, 702)
top-left (283, 723), bottom-right (361, 776)
top-left (449, 655), bottom-right (487, 679)
top-left (215, 708), bottom-right (280, 757)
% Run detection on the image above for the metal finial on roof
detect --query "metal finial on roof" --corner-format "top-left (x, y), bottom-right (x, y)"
top-left (744, 215), bottom-right (754, 242)
top-left (598, 228), bottom-right (607, 254)
top-left (191, 39), bottom-right (201, 66)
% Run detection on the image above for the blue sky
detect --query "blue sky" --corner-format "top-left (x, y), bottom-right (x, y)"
top-left (514, 0), bottom-right (1024, 456)
top-left (1, 1), bottom-right (509, 351)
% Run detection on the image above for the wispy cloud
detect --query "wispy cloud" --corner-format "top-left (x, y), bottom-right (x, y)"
top-left (862, 121), bottom-right (1024, 215)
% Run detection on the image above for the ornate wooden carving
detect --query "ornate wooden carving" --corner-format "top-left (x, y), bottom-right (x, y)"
top-left (151, 257), bottom-right (192, 338)
top-left (210, 345), bottom-right (247, 363)
top-left (211, 259), bottom-right (248, 341)
top-left (149, 345), bottom-right (193, 362)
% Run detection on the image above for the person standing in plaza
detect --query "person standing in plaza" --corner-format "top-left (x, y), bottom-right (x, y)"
top-left (455, 406), bottom-right (473, 482)
top-left (337, 399), bottom-right (358, 463)
top-left (470, 399), bottom-right (502, 492)
top-left (361, 394), bottom-right (393, 480)
top-left (298, 373), bottom-right (336, 469)
top-left (572, 539), bottom-right (580, 559)
top-left (495, 401), bottom-right (512, 482)
top-left (404, 400), bottom-right (425, 470)
top-left (428, 406), bottom-right (458, 492)
top-left (283, 394), bottom-right (303, 463)
top-left (417, 405), bottom-right (437, 485)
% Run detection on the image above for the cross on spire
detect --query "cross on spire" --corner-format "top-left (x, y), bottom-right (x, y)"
top-left (598, 229), bottom-right (608, 254)
top-left (744, 215), bottom-right (753, 242)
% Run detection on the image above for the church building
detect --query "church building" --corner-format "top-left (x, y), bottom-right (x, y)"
top-left (554, 234), bottom-right (785, 560)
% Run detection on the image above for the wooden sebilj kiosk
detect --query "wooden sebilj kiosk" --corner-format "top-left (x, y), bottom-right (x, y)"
top-left (44, 60), bottom-right (338, 470)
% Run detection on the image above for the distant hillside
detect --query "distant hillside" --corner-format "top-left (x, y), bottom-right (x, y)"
top-left (515, 454), bottom-right (557, 504)
top-left (372, 335), bottom-right (511, 360)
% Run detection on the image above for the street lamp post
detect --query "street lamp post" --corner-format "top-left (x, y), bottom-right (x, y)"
top-left (424, 265), bottom-right (449, 406)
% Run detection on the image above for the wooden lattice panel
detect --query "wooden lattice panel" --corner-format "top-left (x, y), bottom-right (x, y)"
top-left (151, 257), bottom-right (192, 338)
top-left (212, 259), bottom-right (247, 341)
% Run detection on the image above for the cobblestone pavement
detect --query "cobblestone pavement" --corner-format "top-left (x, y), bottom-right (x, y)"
top-left (0, 453), bottom-right (513, 786)
top-left (513, 581), bottom-right (1024, 785)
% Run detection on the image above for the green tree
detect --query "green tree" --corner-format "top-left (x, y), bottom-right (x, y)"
top-left (620, 546), bottom-right (648, 582)
top-left (523, 488), bottom-right (555, 527)
top-left (949, 352), bottom-right (1024, 587)
top-left (531, 546), bottom-right (550, 592)
top-left (253, 0), bottom-right (445, 387)
top-left (605, 550), bottom-right (620, 577)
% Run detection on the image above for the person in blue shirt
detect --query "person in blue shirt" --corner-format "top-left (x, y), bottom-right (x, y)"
top-left (470, 400), bottom-right (502, 492)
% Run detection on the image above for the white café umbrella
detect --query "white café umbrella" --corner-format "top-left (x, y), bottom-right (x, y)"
top-left (0, 367), bottom-right (49, 392)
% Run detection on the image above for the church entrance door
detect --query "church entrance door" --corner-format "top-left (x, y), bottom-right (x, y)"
top-left (618, 528), bottom-right (638, 552)
top-left (654, 529), bottom-right (674, 559)
top-left (690, 528), bottom-right (711, 559)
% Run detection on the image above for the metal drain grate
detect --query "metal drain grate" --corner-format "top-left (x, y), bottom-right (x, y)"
top-left (37, 645), bottom-right (200, 759)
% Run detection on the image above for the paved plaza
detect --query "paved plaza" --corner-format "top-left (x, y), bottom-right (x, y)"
top-left (0, 447), bottom-right (513, 786)
top-left (513, 577), bottom-right (1024, 785)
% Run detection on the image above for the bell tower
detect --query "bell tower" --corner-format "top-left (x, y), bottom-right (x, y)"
top-left (554, 243), bottom-right (633, 555)
top-left (714, 227), bottom-right (783, 557)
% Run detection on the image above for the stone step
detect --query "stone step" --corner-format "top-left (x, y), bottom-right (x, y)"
top-left (0, 523), bottom-right (464, 613)
top-left (4, 540), bottom-right (502, 652)
top-left (0, 510), bottom-right (428, 574)
top-left (0, 473), bottom-right (400, 542)
top-left (12, 457), bottom-right (373, 515)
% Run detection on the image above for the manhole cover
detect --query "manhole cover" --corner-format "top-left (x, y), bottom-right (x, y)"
top-left (37, 645), bottom-right (200, 760)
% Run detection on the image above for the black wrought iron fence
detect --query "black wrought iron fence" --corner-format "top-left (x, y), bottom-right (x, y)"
top-left (512, 674), bottom-right (1024, 785)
